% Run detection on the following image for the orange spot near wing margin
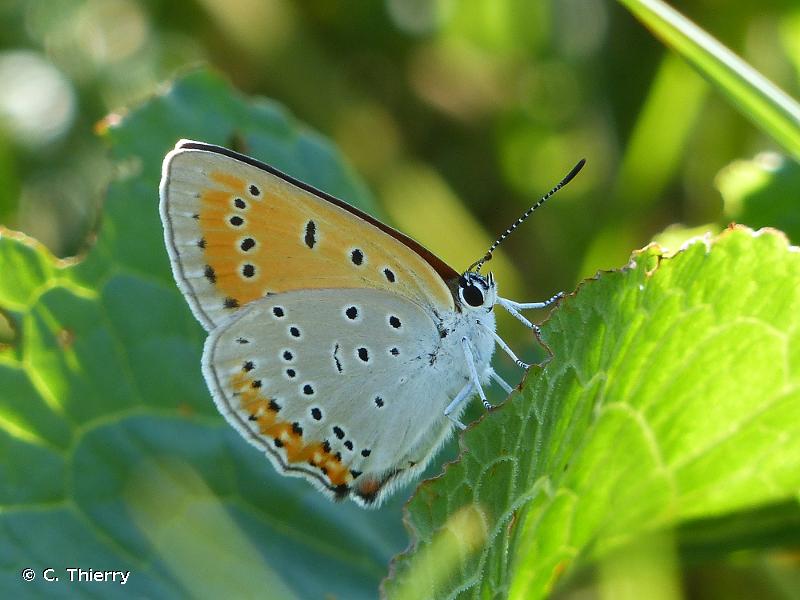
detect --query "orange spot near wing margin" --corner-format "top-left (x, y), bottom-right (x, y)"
top-left (230, 371), bottom-right (352, 488)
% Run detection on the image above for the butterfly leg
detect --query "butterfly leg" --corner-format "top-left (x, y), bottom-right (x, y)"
top-left (477, 322), bottom-right (530, 369)
top-left (461, 338), bottom-right (492, 411)
top-left (488, 368), bottom-right (513, 394)
top-left (497, 299), bottom-right (535, 331)
top-left (500, 292), bottom-right (564, 311)
top-left (444, 381), bottom-right (475, 430)
top-left (497, 292), bottom-right (563, 335)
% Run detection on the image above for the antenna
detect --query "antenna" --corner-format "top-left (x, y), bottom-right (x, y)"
top-left (467, 158), bottom-right (586, 273)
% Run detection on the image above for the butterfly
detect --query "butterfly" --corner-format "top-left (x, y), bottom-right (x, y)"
top-left (159, 139), bottom-right (584, 507)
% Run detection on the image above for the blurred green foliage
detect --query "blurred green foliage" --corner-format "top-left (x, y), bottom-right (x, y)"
top-left (718, 153), bottom-right (800, 242)
top-left (1, 0), bottom-right (799, 598)
top-left (2, 0), bottom-right (798, 288)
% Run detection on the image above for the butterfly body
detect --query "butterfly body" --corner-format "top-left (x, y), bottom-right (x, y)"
top-left (160, 140), bottom-right (574, 507)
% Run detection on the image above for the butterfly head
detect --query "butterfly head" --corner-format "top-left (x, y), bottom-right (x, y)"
top-left (457, 271), bottom-right (497, 312)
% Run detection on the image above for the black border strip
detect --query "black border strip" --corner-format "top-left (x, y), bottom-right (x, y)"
top-left (178, 140), bottom-right (459, 282)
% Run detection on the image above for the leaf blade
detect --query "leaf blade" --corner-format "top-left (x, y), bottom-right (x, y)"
top-left (618, 0), bottom-right (800, 159)
top-left (384, 227), bottom-right (800, 600)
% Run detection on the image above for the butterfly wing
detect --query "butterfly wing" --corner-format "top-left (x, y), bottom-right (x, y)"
top-left (203, 288), bottom-right (463, 507)
top-left (160, 140), bottom-right (458, 331)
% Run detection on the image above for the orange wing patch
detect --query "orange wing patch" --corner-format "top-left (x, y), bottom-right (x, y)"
top-left (198, 164), bottom-right (454, 310)
top-left (160, 143), bottom-right (456, 330)
top-left (229, 369), bottom-right (355, 491)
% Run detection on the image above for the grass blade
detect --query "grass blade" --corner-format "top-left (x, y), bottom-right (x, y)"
top-left (618, 0), bottom-right (800, 159)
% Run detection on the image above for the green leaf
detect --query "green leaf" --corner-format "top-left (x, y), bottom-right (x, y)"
top-left (677, 499), bottom-right (800, 563)
top-left (717, 153), bottom-right (800, 245)
top-left (383, 226), bottom-right (800, 599)
top-left (0, 70), bottom-right (405, 599)
top-left (617, 0), bottom-right (800, 160)
top-left (650, 223), bottom-right (722, 253)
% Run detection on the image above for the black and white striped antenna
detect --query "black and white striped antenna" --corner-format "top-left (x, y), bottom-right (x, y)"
top-left (467, 158), bottom-right (586, 273)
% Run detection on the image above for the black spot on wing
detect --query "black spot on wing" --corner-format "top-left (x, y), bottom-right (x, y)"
top-left (204, 265), bottom-right (216, 284)
top-left (305, 220), bottom-right (317, 248)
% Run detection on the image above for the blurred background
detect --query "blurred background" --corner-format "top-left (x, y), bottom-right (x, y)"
top-left (3, 0), bottom-right (799, 353)
top-left (3, 0), bottom-right (799, 280)
top-left (0, 1), bottom-right (798, 596)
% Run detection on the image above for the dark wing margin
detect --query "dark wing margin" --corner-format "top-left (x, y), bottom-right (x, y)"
top-left (176, 140), bottom-right (460, 284)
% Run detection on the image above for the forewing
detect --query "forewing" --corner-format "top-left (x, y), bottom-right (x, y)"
top-left (159, 140), bottom-right (456, 330)
top-left (202, 288), bottom-right (455, 506)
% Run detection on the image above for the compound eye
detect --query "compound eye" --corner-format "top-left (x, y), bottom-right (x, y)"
top-left (462, 284), bottom-right (484, 307)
